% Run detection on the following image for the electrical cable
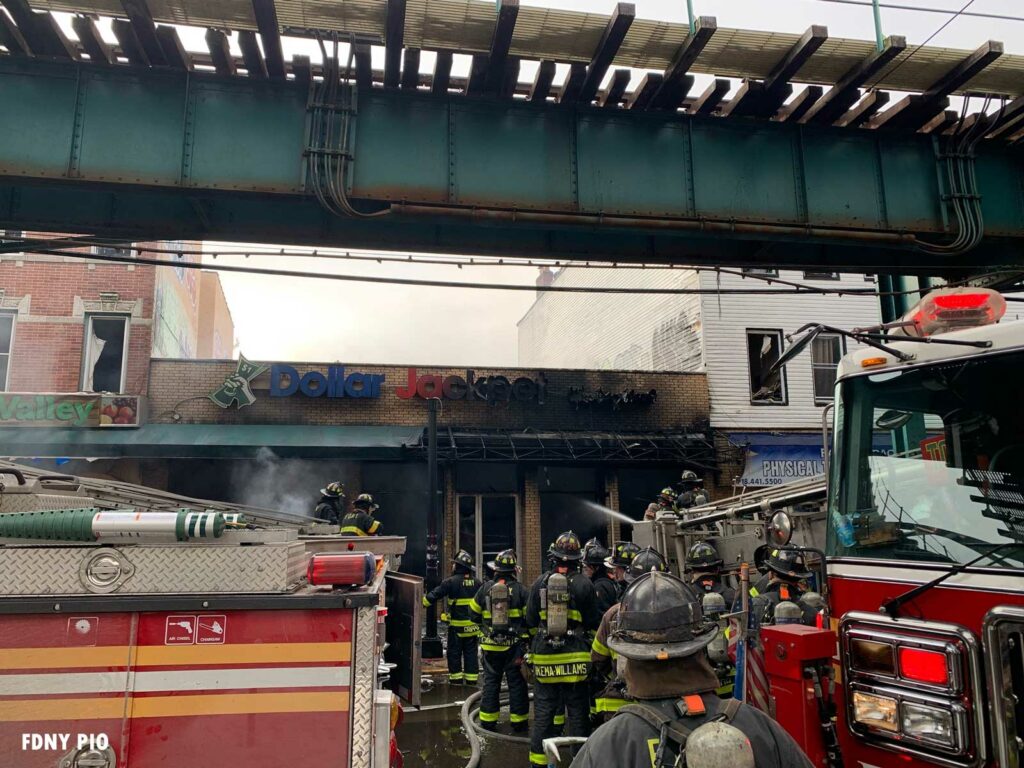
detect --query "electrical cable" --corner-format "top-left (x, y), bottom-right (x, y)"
top-left (810, 0), bottom-right (1024, 23)
top-left (11, 237), bottom-right (1020, 291)
top-left (867, 0), bottom-right (978, 89)
top-left (27, 246), bottom-right (1008, 298)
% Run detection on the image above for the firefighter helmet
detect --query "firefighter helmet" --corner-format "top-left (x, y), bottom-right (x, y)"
top-left (489, 549), bottom-right (518, 574)
top-left (354, 493), bottom-right (379, 512)
top-left (658, 487), bottom-right (678, 503)
top-left (550, 531), bottom-right (584, 562)
top-left (583, 540), bottom-right (610, 567)
top-left (625, 547), bottom-right (669, 583)
top-left (605, 541), bottom-right (641, 569)
top-left (679, 470), bottom-right (702, 487)
top-left (608, 571), bottom-right (718, 661)
top-left (320, 481), bottom-right (345, 498)
top-left (452, 549), bottom-right (475, 572)
top-left (686, 541), bottom-right (723, 570)
top-left (764, 547), bottom-right (813, 581)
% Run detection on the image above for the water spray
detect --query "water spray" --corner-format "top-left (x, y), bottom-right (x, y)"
top-left (578, 499), bottom-right (635, 526)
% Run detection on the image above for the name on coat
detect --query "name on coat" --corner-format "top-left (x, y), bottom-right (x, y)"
top-left (396, 368), bottom-right (547, 405)
top-left (269, 364), bottom-right (385, 399)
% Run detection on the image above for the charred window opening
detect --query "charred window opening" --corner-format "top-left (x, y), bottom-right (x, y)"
top-left (82, 315), bottom-right (128, 393)
top-left (811, 333), bottom-right (844, 404)
top-left (747, 329), bottom-right (786, 405)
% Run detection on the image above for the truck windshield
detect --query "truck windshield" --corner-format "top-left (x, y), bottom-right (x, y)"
top-left (829, 349), bottom-right (1024, 569)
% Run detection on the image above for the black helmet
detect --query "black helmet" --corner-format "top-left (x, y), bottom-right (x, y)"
top-left (679, 470), bottom-right (701, 487)
top-left (452, 549), bottom-right (475, 572)
top-left (354, 493), bottom-right (379, 512)
top-left (764, 547), bottom-right (812, 581)
top-left (320, 481), bottom-right (345, 498)
top-left (625, 547), bottom-right (669, 583)
top-left (608, 571), bottom-right (718, 661)
top-left (551, 531), bottom-right (583, 562)
top-left (686, 541), bottom-right (723, 570)
top-left (583, 540), bottom-right (610, 567)
top-left (605, 541), bottom-right (641, 569)
top-left (489, 549), bottom-right (517, 574)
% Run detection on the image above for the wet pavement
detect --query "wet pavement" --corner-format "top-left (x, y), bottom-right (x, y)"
top-left (396, 674), bottom-right (530, 768)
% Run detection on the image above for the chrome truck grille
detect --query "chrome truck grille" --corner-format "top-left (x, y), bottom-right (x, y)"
top-left (984, 606), bottom-right (1024, 768)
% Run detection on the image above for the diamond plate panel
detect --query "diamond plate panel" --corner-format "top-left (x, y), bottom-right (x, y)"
top-left (0, 492), bottom-right (97, 513)
top-left (0, 543), bottom-right (305, 594)
top-left (350, 604), bottom-right (377, 768)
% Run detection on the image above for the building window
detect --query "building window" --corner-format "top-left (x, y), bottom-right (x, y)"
top-left (747, 329), bottom-right (787, 405)
top-left (803, 270), bottom-right (839, 280)
top-left (811, 333), bottom-right (844, 405)
top-left (82, 314), bottom-right (129, 393)
top-left (742, 267), bottom-right (778, 277)
top-left (0, 313), bottom-right (13, 391)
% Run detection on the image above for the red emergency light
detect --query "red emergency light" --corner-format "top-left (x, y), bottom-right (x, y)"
top-left (902, 288), bottom-right (1006, 337)
top-left (898, 646), bottom-right (950, 686)
top-left (307, 552), bottom-right (376, 587)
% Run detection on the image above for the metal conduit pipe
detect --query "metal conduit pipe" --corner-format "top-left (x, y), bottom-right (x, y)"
top-left (675, 485), bottom-right (827, 530)
top-left (390, 203), bottom-right (921, 246)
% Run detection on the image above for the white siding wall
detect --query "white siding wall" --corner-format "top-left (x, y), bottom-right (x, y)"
top-left (517, 268), bottom-right (703, 372)
top-left (698, 270), bottom-right (881, 430)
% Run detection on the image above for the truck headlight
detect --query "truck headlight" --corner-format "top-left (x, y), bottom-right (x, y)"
top-left (852, 691), bottom-right (898, 732)
top-left (901, 702), bottom-right (954, 747)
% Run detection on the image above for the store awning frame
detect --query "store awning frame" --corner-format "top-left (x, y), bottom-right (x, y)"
top-left (413, 427), bottom-right (718, 467)
top-left (0, 424), bottom-right (424, 460)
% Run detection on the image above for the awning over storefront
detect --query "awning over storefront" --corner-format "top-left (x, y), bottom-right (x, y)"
top-left (414, 428), bottom-right (717, 466)
top-left (0, 424), bottom-right (425, 459)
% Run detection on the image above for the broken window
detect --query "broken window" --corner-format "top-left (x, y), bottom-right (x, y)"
top-left (811, 333), bottom-right (844, 404)
top-left (747, 329), bottom-right (786, 405)
top-left (0, 313), bottom-right (13, 391)
top-left (82, 315), bottom-right (128, 393)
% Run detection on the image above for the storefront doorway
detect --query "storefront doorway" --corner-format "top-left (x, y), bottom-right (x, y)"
top-left (456, 494), bottom-right (519, 571)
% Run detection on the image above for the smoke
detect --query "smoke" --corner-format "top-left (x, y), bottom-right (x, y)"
top-left (227, 447), bottom-right (358, 516)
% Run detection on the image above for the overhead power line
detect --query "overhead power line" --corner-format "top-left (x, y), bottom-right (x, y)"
top-left (22, 247), bottom-right (1021, 298)
top-left (813, 0), bottom-right (1024, 23)
top-left (868, 0), bottom-right (979, 88)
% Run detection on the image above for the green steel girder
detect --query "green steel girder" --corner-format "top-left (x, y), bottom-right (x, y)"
top-left (0, 57), bottom-right (1022, 272)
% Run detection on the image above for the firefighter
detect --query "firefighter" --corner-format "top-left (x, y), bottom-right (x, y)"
top-left (340, 493), bottom-right (382, 536)
top-left (604, 541), bottom-right (640, 597)
top-left (674, 469), bottom-right (710, 511)
top-left (749, 547), bottom-right (816, 626)
top-left (590, 547), bottom-right (670, 724)
top-left (525, 531), bottom-right (602, 768)
top-left (314, 481), bottom-right (346, 525)
top-left (423, 549), bottom-right (482, 685)
top-left (582, 540), bottom-right (618, 614)
top-left (643, 487), bottom-right (678, 520)
top-left (685, 541), bottom-right (736, 608)
top-left (569, 570), bottom-right (813, 768)
top-left (470, 549), bottom-right (530, 732)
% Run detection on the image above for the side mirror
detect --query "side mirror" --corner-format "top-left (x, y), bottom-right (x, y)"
top-left (876, 410), bottom-right (913, 430)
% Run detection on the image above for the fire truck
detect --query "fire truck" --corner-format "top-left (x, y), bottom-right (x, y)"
top-left (0, 467), bottom-right (422, 768)
top-left (640, 287), bottom-right (1024, 767)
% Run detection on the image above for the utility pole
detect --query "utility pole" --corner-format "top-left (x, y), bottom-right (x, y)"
top-left (421, 397), bottom-right (443, 658)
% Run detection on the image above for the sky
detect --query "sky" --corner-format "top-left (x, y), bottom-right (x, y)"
top-left (53, 1), bottom-right (1024, 366)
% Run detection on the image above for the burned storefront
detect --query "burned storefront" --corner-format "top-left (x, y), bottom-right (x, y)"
top-left (3, 358), bottom-right (714, 583)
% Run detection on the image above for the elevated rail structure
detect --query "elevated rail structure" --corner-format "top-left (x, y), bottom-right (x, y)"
top-left (0, 0), bottom-right (1022, 274)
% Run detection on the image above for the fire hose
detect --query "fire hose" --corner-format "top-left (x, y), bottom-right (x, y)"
top-left (459, 690), bottom-right (535, 768)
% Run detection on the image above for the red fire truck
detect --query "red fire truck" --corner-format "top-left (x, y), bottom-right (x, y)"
top-left (0, 473), bottom-right (422, 768)
top-left (762, 287), bottom-right (1024, 768)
